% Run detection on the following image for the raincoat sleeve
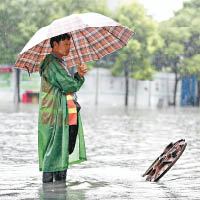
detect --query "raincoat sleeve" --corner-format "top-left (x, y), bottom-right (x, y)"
top-left (47, 60), bottom-right (85, 94)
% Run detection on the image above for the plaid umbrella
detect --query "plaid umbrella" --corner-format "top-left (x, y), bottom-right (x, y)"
top-left (14, 12), bottom-right (134, 73)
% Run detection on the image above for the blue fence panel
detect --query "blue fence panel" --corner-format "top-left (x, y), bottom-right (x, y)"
top-left (181, 76), bottom-right (196, 106)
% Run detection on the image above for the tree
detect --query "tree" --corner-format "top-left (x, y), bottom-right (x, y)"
top-left (0, 0), bottom-right (55, 64)
top-left (174, 0), bottom-right (200, 58)
top-left (154, 25), bottom-right (188, 106)
top-left (180, 54), bottom-right (200, 105)
top-left (174, 0), bottom-right (200, 106)
top-left (154, 0), bottom-right (200, 106)
top-left (111, 0), bottom-right (162, 106)
top-left (0, 0), bottom-right (110, 64)
top-left (0, 0), bottom-right (25, 64)
top-left (180, 54), bottom-right (200, 79)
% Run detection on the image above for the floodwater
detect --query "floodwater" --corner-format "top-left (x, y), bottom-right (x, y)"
top-left (0, 103), bottom-right (199, 200)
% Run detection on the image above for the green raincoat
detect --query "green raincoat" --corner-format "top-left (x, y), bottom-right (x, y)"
top-left (38, 54), bottom-right (87, 172)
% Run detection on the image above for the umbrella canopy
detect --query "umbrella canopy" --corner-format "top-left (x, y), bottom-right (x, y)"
top-left (14, 12), bottom-right (134, 73)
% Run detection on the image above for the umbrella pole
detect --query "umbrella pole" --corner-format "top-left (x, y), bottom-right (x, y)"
top-left (71, 33), bottom-right (82, 65)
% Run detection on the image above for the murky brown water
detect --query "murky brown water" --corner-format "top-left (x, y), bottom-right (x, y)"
top-left (0, 104), bottom-right (199, 200)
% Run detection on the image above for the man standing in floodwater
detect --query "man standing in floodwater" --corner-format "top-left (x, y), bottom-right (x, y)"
top-left (38, 33), bottom-right (88, 183)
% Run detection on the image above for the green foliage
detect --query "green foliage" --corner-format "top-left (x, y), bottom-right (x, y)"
top-left (154, 0), bottom-right (200, 78)
top-left (0, 0), bottom-right (110, 64)
top-left (153, 25), bottom-right (188, 76)
top-left (172, 0), bottom-right (200, 58)
top-left (0, 0), bottom-right (23, 63)
top-left (180, 54), bottom-right (200, 80)
top-left (111, 0), bottom-right (162, 80)
top-left (0, 0), bottom-right (161, 82)
top-left (151, 0), bottom-right (200, 106)
top-left (43, 0), bottom-right (110, 21)
top-left (1, 0), bottom-right (199, 83)
top-left (131, 65), bottom-right (156, 80)
top-left (111, 39), bottom-right (141, 76)
top-left (0, 0), bottom-right (53, 64)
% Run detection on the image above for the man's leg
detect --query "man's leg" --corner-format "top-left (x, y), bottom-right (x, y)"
top-left (42, 172), bottom-right (53, 183)
top-left (54, 170), bottom-right (67, 181)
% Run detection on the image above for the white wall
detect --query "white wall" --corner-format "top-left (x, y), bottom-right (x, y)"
top-left (0, 66), bottom-right (181, 108)
top-left (78, 69), bottom-right (181, 108)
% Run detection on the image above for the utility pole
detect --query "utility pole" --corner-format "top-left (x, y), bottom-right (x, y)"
top-left (134, 79), bottom-right (138, 107)
top-left (95, 66), bottom-right (99, 105)
top-left (14, 68), bottom-right (20, 104)
top-left (148, 81), bottom-right (151, 107)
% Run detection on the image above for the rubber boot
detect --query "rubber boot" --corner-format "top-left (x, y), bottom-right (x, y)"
top-left (42, 172), bottom-right (53, 183)
top-left (54, 170), bottom-right (67, 181)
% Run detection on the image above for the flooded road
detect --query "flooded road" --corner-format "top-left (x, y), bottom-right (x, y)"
top-left (0, 104), bottom-right (199, 200)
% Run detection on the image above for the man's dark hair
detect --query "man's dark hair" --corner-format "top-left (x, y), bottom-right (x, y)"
top-left (50, 33), bottom-right (71, 48)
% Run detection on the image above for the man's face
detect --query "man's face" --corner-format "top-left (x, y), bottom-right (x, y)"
top-left (53, 39), bottom-right (71, 58)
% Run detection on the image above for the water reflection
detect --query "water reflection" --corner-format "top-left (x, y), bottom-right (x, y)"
top-left (39, 181), bottom-right (86, 200)
top-left (39, 182), bottom-right (67, 200)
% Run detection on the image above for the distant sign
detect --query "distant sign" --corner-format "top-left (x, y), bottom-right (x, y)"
top-left (0, 67), bottom-right (12, 73)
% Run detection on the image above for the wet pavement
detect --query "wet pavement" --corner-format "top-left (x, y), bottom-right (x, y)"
top-left (0, 104), bottom-right (199, 200)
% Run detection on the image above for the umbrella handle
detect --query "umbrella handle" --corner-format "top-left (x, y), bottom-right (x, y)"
top-left (71, 33), bottom-right (82, 66)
